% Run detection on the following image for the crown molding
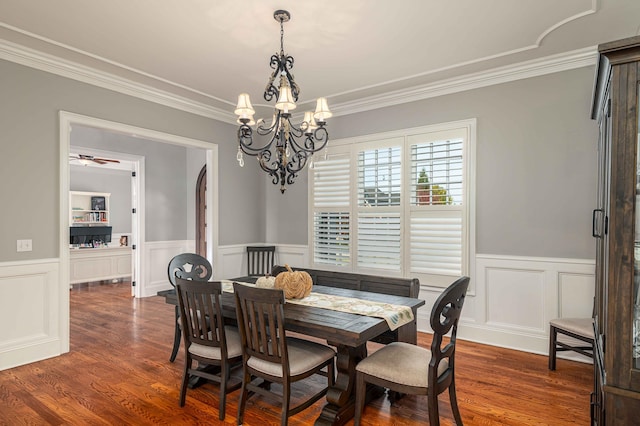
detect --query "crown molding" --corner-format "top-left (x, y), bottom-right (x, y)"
top-left (0, 39), bottom-right (237, 124)
top-left (330, 46), bottom-right (599, 117)
top-left (0, 38), bottom-right (598, 122)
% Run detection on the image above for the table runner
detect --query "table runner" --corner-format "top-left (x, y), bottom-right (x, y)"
top-left (222, 280), bottom-right (414, 331)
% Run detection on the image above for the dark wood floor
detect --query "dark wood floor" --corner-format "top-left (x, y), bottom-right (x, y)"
top-left (0, 282), bottom-right (592, 425)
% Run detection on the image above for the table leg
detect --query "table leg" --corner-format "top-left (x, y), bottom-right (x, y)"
top-left (316, 322), bottom-right (419, 425)
top-left (315, 343), bottom-right (369, 426)
top-left (396, 318), bottom-right (418, 344)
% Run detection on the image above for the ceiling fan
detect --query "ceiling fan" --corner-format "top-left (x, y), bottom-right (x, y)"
top-left (69, 154), bottom-right (120, 165)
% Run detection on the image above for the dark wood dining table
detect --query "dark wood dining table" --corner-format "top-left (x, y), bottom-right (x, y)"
top-left (158, 277), bottom-right (425, 426)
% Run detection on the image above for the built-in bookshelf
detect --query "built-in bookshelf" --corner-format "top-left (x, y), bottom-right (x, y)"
top-left (70, 191), bottom-right (110, 225)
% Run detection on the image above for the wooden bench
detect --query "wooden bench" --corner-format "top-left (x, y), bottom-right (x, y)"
top-left (271, 265), bottom-right (421, 345)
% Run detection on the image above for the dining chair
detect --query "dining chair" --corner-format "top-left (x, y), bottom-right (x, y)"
top-left (233, 282), bottom-right (335, 426)
top-left (548, 317), bottom-right (594, 370)
top-left (246, 245), bottom-right (276, 277)
top-left (167, 253), bottom-right (213, 362)
top-left (175, 277), bottom-right (242, 420)
top-left (354, 276), bottom-right (470, 426)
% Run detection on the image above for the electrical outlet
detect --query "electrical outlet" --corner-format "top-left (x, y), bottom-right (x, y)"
top-left (17, 239), bottom-right (32, 252)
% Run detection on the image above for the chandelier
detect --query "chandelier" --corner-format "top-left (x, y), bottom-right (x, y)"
top-left (234, 10), bottom-right (331, 194)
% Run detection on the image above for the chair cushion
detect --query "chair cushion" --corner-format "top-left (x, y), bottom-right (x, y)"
top-left (550, 318), bottom-right (594, 339)
top-left (356, 342), bottom-right (448, 388)
top-left (247, 337), bottom-right (335, 378)
top-left (188, 326), bottom-right (243, 359)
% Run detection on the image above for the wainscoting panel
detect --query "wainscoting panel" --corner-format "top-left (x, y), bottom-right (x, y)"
top-left (558, 272), bottom-right (594, 318)
top-left (142, 240), bottom-right (194, 298)
top-left (0, 259), bottom-right (62, 371)
top-left (485, 267), bottom-right (546, 332)
top-left (455, 254), bottom-right (595, 360)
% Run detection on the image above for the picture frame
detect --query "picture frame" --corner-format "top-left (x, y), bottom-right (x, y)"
top-left (91, 196), bottom-right (106, 211)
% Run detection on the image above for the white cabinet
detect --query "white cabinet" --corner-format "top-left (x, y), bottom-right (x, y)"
top-left (69, 247), bottom-right (132, 284)
top-left (70, 191), bottom-right (110, 225)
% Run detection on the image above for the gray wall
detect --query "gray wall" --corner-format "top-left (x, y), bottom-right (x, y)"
top-left (71, 126), bottom-right (190, 242)
top-left (0, 56), bottom-right (599, 262)
top-left (0, 58), bottom-right (263, 262)
top-left (70, 166), bottom-right (132, 234)
top-left (268, 66), bottom-right (599, 260)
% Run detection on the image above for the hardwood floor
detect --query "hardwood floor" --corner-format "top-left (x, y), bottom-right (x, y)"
top-left (0, 282), bottom-right (592, 425)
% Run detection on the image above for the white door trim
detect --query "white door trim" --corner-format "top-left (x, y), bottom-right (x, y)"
top-left (59, 111), bottom-right (218, 352)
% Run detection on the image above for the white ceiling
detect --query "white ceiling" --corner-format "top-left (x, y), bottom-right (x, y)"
top-left (1, 0), bottom-right (639, 121)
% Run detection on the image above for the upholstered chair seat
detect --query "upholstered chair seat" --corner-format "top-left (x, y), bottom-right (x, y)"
top-left (356, 342), bottom-right (448, 388)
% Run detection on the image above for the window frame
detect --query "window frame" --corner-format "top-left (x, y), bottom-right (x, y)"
top-left (308, 119), bottom-right (476, 287)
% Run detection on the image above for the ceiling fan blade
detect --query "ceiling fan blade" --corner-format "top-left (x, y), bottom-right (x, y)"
top-left (92, 158), bottom-right (120, 163)
top-left (93, 159), bottom-right (108, 164)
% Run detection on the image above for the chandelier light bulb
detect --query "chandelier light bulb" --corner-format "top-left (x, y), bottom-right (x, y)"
top-left (302, 111), bottom-right (318, 134)
top-left (275, 77), bottom-right (296, 112)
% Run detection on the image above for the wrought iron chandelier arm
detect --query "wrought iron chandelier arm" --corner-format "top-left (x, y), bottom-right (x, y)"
top-left (238, 125), bottom-right (277, 156)
top-left (264, 55), bottom-right (281, 101)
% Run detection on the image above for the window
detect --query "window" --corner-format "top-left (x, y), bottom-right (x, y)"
top-left (309, 120), bottom-right (475, 286)
top-left (312, 155), bottom-right (351, 266)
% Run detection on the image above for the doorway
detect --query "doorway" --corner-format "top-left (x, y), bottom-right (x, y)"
top-left (69, 145), bottom-right (141, 295)
top-left (60, 111), bottom-right (219, 303)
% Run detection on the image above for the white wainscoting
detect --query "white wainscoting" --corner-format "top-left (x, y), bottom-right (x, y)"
top-left (0, 259), bottom-right (63, 371)
top-left (423, 254), bottom-right (595, 362)
top-left (143, 241), bottom-right (308, 297)
top-left (0, 249), bottom-right (593, 371)
top-left (142, 240), bottom-right (194, 298)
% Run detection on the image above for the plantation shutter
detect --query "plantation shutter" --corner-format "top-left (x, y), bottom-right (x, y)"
top-left (312, 155), bottom-right (351, 266)
top-left (356, 145), bottom-right (402, 271)
top-left (409, 135), bottom-right (465, 278)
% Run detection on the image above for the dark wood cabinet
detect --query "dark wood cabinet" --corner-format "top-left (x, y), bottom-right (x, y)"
top-left (591, 35), bottom-right (640, 424)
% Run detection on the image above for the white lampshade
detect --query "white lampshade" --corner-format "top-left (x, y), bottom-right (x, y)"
top-left (275, 77), bottom-right (296, 112)
top-left (313, 97), bottom-right (332, 121)
top-left (302, 111), bottom-right (318, 133)
top-left (235, 93), bottom-right (255, 116)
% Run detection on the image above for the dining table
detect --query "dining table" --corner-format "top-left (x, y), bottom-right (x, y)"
top-left (158, 276), bottom-right (425, 426)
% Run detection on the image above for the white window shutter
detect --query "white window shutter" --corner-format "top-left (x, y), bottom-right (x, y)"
top-left (410, 211), bottom-right (462, 276)
top-left (357, 213), bottom-right (401, 271)
top-left (312, 155), bottom-right (351, 266)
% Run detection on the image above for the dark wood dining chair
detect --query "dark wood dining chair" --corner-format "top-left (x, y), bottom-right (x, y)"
top-left (548, 317), bottom-right (594, 370)
top-left (175, 277), bottom-right (242, 420)
top-left (233, 282), bottom-right (335, 426)
top-left (354, 276), bottom-right (470, 426)
top-left (167, 253), bottom-right (213, 362)
top-left (246, 245), bottom-right (276, 277)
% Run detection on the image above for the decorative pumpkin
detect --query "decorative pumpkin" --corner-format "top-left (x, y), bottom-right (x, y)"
top-left (274, 264), bottom-right (313, 299)
top-left (255, 275), bottom-right (276, 289)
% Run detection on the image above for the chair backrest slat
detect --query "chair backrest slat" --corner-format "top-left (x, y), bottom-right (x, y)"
top-left (246, 246), bottom-right (276, 276)
top-left (176, 277), bottom-right (226, 350)
top-left (234, 282), bottom-right (288, 370)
